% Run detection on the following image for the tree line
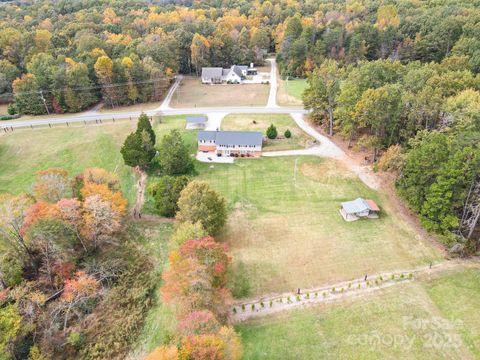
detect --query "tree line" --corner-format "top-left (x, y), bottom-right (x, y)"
top-left (300, 12), bottom-right (480, 253)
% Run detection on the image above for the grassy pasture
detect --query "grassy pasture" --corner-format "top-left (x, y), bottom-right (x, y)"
top-left (0, 121), bottom-right (138, 203)
top-left (196, 156), bottom-right (441, 296)
top-left (0, 115), bottom-right (194, 206)
top-left (277, 78), bottom-right (307, 106)
top-left (221, 113), bottom-right (313, 151)
top-left (170, 76), bottom-right (270, 108)
top-left (237, 269), bottom-right (480, 359)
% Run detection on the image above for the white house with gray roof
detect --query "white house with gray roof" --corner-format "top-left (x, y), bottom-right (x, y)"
top-left (201, 65), bottom-right (252, 84)
top-left (197, 130), bottom-right (263, 158)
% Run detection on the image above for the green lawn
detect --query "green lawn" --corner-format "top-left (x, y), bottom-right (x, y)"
top-left (237, 270), bottom-right (480, 359)
top-left (0, 122), bottom-right (138, 204)
top-left (197, 156), bottom-right (441, 296)
top-left (425, 269), bottom-right (480, 357)
top-left (129, 220), bottom-right (177, 358)
top-left (0, 115), bottom-right (195, 206)
top-left (277, 78), bottom-right (307, 106)
top-left (221, 113), bottom-right (313, 151)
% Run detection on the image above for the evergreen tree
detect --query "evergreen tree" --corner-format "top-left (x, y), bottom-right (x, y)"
top-left (149, 175), bottom-right (190, 217)
top-left (136, 112), bottom-right (156, 145)
top-left (157, 129), bottom-right (194, 175)
top-left (266, 124), bottom-right (277, 139)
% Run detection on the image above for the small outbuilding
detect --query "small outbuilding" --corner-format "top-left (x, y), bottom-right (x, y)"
top-left (186, 116), bottom-right (208, 130)
top-left (339, 198), bottom-right (380, 222)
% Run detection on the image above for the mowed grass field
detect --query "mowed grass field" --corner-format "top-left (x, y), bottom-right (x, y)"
top-left (0, 122), bottom-right (138, 203)
top-left (197, 156), bottom-right (441, 296)
top-left (237, 268), bottom-right (480, 360)
top-left (277, 78), bottom-right (307, 106)
top-left (0, 115), bottom-right (194, 206)
top-left (221, 113), bottom-right (313, 151)
top-left (170, 76), bottom-right (270, 108)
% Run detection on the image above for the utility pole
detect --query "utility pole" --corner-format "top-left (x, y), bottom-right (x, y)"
top-left (39, 90), bottom-right (50, 115)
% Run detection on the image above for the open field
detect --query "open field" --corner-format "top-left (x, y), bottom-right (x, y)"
top-left (277, 78), bottom-right (307, 106)
top-left (170, 76), bottom-right (270, 108)
top-left (221, 113), bottom-right (313, 151)
top-left (236, 268), bottom-right (480, 359)
top-left (196, 156), bottom-right (441, 297)
top-left (0, 121), bottom-right (137, 204)
top-left (0, 115), bottom-right (194, 206)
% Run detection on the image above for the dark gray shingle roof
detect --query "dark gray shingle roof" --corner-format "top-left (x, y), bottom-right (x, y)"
top-left (197, 131), bottom-right (263, 146)
top-left (201, 67), bottom-right (223, 80)
top-left (198, 131), bottom-right (217, 142)
top-left (232, 65), bottom-right (244, 78)
top-left (186, 116), bottom-right (207, 124)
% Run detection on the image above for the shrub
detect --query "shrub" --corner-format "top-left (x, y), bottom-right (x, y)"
top-left (228, 261), bottom-right (251, 299)
top-left (296, 295), bottom-right (300, 302)
top-left (170, 221), bottom-right (207, 247)
top-left (266, 124), bottom-right (277, 139)
top-left (331, 287), bottom-right (336, 293)
top-left (378, 144), bottom-right (404, 173)
top-left (322, 292), bottom-right (326, 297)
top-left (357, 284), bottom-right (361, 289)
top-left (67, 332), bottom-right (85, 351)
top-left (176, 181), bottom-right (227, 235)
top-left (232, 308), bottom-right (237, 314)
top-left (241, 304), bottom-right (245, 312)
top-left (260, 302), bottom-right (264, 308)
top-left (284, 129), bottom-right (292, 138)
top-left (7, 103), bottom-right (17, 115)
top-left (305, 293), bottom-right (310, 299)
top-left (251, 304), bottom-right (255, 311)
top-left (391, 274), bottom-right (395, 280)
top-left (269, 301), bottom-right (273, 307)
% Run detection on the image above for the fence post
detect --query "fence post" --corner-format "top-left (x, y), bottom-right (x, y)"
top-left (84, 120), bottom-right (87, 125)
top-left (31, 125), bottom-right (33, 129)
top-left (112, 118), bottom-right (115, 123)
top-left (48, 124), bottom-right (51, 128)
top-left (66, 122), bottom-right (69, 127)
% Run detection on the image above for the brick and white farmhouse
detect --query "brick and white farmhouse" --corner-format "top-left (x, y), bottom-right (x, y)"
top-left (197, 131), bottom-right (263, 157)
top-left (201, 65), bottom-right (257, 84)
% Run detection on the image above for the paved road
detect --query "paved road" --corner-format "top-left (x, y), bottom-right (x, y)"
top-left (0, 106), bottom-right (307, 129)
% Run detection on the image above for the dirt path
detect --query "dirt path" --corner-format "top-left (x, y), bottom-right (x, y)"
top-left (132, 168), bottom-right (147, 218)
top-left (229, 259), bottom-right (479, 323)
top-left (289, 113), bottom-right (380, 189)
